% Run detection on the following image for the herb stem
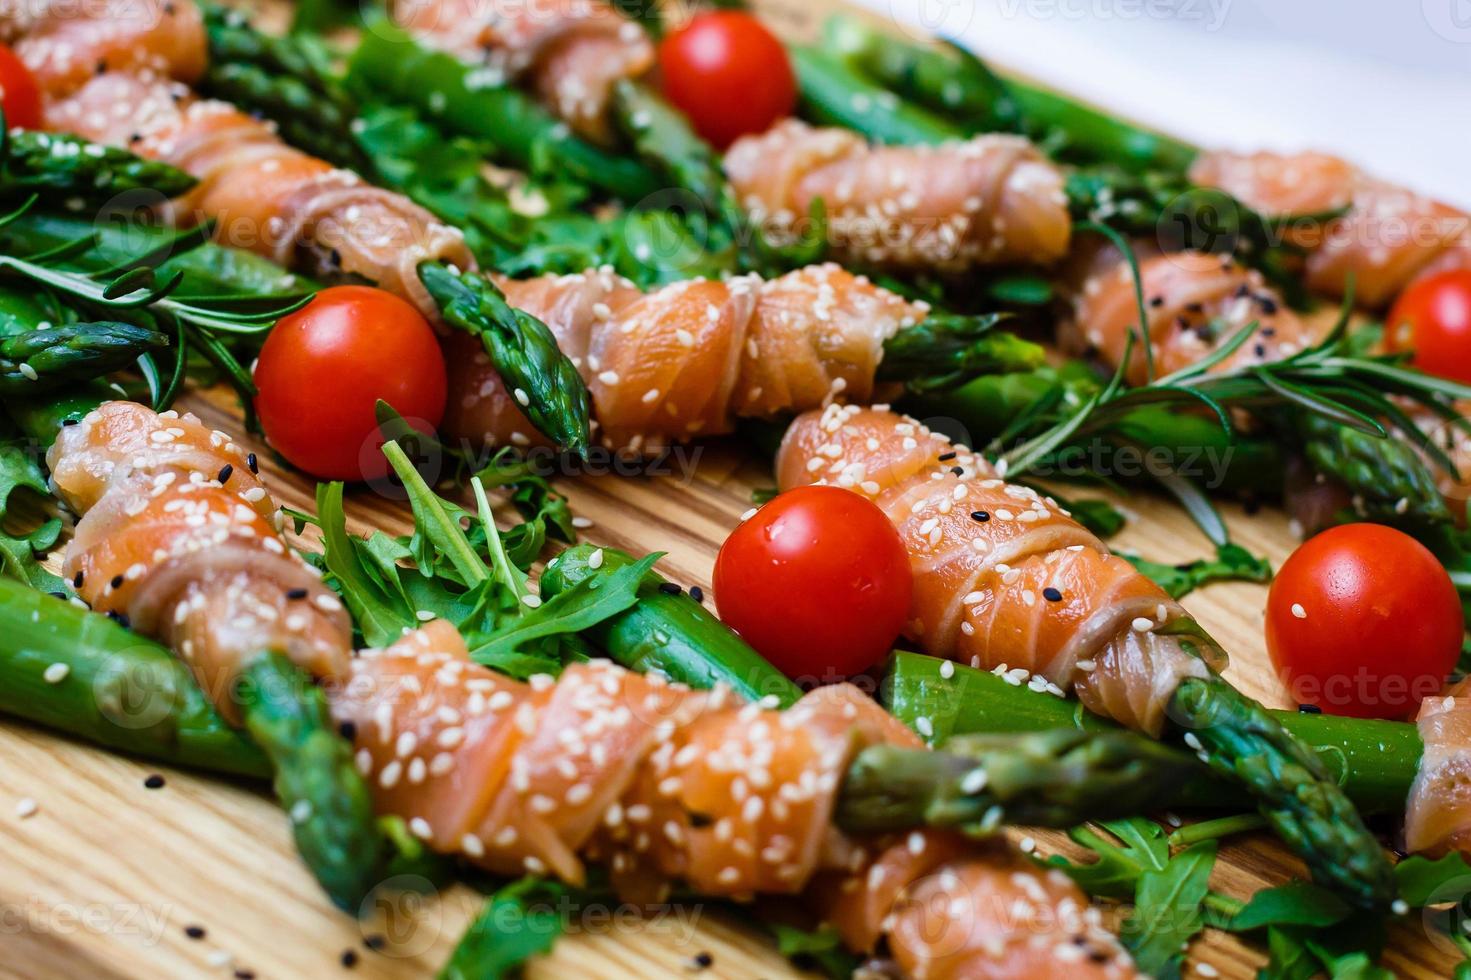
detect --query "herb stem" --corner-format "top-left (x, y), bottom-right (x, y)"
top-left (1168, 813), bottom-right (1268, 847)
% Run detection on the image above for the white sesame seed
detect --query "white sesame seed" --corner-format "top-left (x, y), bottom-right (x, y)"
top-left (939, 661), bottom-right (955, 679)
top-left (15, 797), bottom-right (38, 819)
top-left (915, 716), bottom-right (934, 738)
top-left (520, 594), bottom-right (543, 608)
top-left (588, 548), bottom-right (604, 569)
top-left (460, 833), bottom-right (485, 858)
top-left (1131, 616), bottom-right (1155, 632)
top-left (409, 817), bottom-right (433, 839)
top-left (1291, 602), bottom-right (1307, 619)
top-left (42, 663), bottom-right (69, 684)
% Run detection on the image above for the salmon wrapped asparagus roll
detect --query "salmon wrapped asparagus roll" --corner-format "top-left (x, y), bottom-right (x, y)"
top-left (7, 0), bottom-right (474, 318)
top-left (1190, 150), bottom-right (1471, 309)
top-left (335, 619), bottom-right (1139, 978)
top-left (1070, 247), bottom-right (1318, 385)
top-left (392, 0), bottom-right (653, 144)
top-left (776, 404), bottom-right (1396, 907)
top-left (46, 400), bottom-right (382, 907)
top-left (1404, 681), bottom-right (1471, 858)
top-left (725, 119), bottom-right (1072, 272)
top-left (445, 262), bottom-right (961, 453)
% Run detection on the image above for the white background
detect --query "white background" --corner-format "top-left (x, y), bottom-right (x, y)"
top-left (858, 0), bottom-right (1471, 208)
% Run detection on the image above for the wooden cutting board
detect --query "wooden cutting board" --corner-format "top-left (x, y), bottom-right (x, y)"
top-left (0, 1), bottom-right (1455, 977)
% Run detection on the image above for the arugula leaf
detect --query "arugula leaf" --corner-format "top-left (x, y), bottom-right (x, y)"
top-left (1123, 542), bottom-right (1272, 599)
top-left (0, 421), bottom-right (63, 590)
top-left (1123, 841), bottom-right (1216, 978)
top-left (1050, 817), bottom-right (1169, 899)
top-left (474, 449), bottom-right (575, 572)
top-left (468, 553), bottom-right (659, 664)
top-left (766, 923), bottom-right (861, 980)
top-left (1262, 925), bottom-right (1321, 980)
top-left (1222, 880), bottom-right (1351, 932)
top-left (440, 877), bottom-right (588, 980)
top-left (1394, 851), bottom-right (1471, 907)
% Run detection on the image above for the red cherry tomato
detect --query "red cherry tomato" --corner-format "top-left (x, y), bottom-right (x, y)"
top-left (254, 285), bottom-right (446, 481)
top-left (1386, 269), bottom-right (1471, 385)
top-left (1265, 523), bottom-right (1462, 719)
top-left (0, 43), bottom-right (42, 130)
top-left (713, 485), bottom-right (912, 680)
top-left (658, 11), bottom-right (796, 149)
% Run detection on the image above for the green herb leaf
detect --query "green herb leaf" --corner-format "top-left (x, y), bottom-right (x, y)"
top-left (1394, 852), bottom-right (1471, 907)
top-left (1223, 880), bottom-right (1351, 932)
top-left (1122, 840), bottom-right (1216, 977)
top-left (766, 923), bottom-right (861, 980)
top-left (440, 877), bottom-right (587, 980)
top-left (1123, 542), bottom-right (1273, 599)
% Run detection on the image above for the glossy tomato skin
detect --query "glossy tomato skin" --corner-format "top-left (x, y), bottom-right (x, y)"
top-left (1265, 523), bottom-right (1462, 719)
top-left (254, 286), bottom-right (446, 481)
top-left (1386, 270), bottom-right (1471, 385)
top-left (0, 44), bottom-right (42, 130)
top-left (658, 11), bottom-right (796, 149)
top-left (713, 485), bottom-right (912, 681)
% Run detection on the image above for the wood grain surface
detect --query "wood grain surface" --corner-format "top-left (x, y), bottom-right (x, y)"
top-left (0, 0), bottom-right (1454, 976)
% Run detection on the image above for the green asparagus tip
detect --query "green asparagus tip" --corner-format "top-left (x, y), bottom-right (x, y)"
top-left (419, 262), bottom-right (591, 454)
top-left (237, 652), bottom-right (387, 912)
top-left (1170, 675), bottom-right (1397, 909)
top-left (879, 313), bottom-right (1044, 392)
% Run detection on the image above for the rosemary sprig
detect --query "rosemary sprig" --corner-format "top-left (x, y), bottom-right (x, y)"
top-left (0, 199), bottom-right (311, 419)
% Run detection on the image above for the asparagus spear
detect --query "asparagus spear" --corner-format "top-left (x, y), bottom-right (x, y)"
top-left (837, 728), bottom-right (1197, 833)
top-left (1, 130), bottom-right (197, 201)
top-left (1297, 413), bottom-right (1452, 531)
top-left (790, 45), bottom-right (962, 145)
top-left (1170, 675), bottom-right (1396, 907)
top-left (347, 22), bottom-right (663, 203)
top-left (418, 262), bottom-right (591, 453)
top-left (820, 12), bottom-right (1023, 134)
top-left (815, 12), bottom-right (1197, 174)
top-left (0, 578), bottom-right (385, 910)
top-left (0, 321), bottom-right (169, 393)
top-left (198, 3), bottom-right (378, 177)
top-left (877, 312), bottom-right (1045, 392)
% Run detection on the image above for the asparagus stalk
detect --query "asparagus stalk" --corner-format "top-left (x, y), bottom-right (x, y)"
top-left (1170, 676), bottom-right (1395, 907)
top-left (198, 3), bottom-right (378, 176)
top-left (837, 729), bottom-right (1198, 833)
top-left (1, 130), bottom-right (197, 200)
top-left (883, 651), bottom-right (1419, 816)
top-left (0, 580), bottom-right (386, 910)
top-left (541, 544), bottom-right (803, 706)
top-left (0, 321), bottom-right (169, 393)
top-left (820, 12), bottom-right (1023, 134)
top-left (815, 13), bottom-right (1197, 174)
top-left (418, 262), bottom-right (591, 453)
top-left (790, 45), bottom-right (962, 145)
top-left (346, 22), bottom-right (663, 203)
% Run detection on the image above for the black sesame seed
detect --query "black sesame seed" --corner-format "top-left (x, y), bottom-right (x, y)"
top-left (1148, 295), bottom-right (1164, 308)
top-left (970, 511), bottom-right (990, 522)
top-left (338, 721), bottom-right (357, 740)
top-left (286, 587), bottom-right (308, 600)
top-left (1260, 327), bottom-right (1276, 337)
top-left (363, 934), bottom-right (386, 951)
top-left (184, 925), bottom-right (206, 940)
top-left (1253, 343), bottom-right (1267, 357)
top-left (73, 571), bottom-right (84, 588)
top-left (217, 464), bottom-right (233, 484)
top-left (246, 452), bottom-right (259, 474)
top-left (950, 466), bottom-right (964, 476)
top-left (234, 971), bottom-right (256, 980)
top-left (1183, 302), bottom-right (1204, 313)
top-left (1298, 703), bottom-right (1322, 714)
top-left (341, 949), bottom-right (359, 968)
top-left (1257, 295), bottom-right (1279, 314)
top-left (1042, 587), bottom-right (1063, 602)
top-left (110, 575), bottom-right (124, 589)
top-left (144, 774), bottom-right (165, 789)
top-left (1234, 283), bottom-right (1251, 298)
top-left (49, 591), bottom-right (67, 600)
top-left (688, 586), bottom-right (704, 603)
top-left (62, 418), bottom-right (79, 426)
top-left (691, 951), bottom-right (714, 970)
top-left (657, 582), bottom-right (682, 596)
top-left (937, 451), bottom-right (957, 462)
